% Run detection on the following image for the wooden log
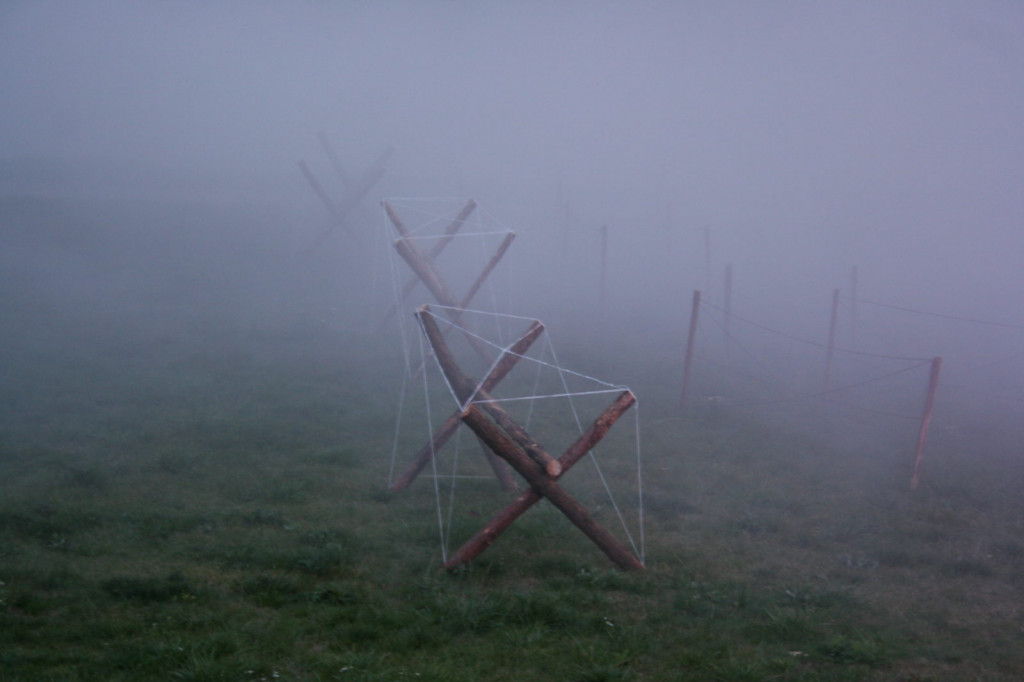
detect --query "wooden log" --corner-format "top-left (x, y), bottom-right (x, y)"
top-left (317, 131), bottom-right (352, 186)
top-left (297, 159), bottom-right (346, 231)
top-left (393, 238), bottom-right (461, 314)
top-left (458, 231), bottom-right (516, 309)
top-left (418, 309), bottom-right (560, 477)
top-left (475, 435), bottom-right (519, 492)
top-left (419, 307), bottom-right (642, 570)
top-left (444, 389), bottom-right (636, 569)
top-left (704, 226), bottom-right (712, 293)
top-left (394, 238), bottom-right (497, 365)
top-left (459, 405), bottom-right (644, 571)
top-left (389, 319), bottom-right (544, 492)
top-left (376, 199), bottom-right (478, 334)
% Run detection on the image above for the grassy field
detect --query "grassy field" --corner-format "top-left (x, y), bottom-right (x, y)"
top-left (2, 197), bottom-right (1024, 681)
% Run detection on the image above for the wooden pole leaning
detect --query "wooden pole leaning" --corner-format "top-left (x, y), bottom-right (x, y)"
top-left (375, 199), bottom-right (478, 334)
top-left (910, 356), bottom-right (942, 490)
top-left (444, 389), bottom-right (637, 570)
top-left (384, 200), bottom-right (514, 365)
top-left (389, 319), bottom-right (545, 492)
top-left (417, 307), bottom-right (644, 572)
top-left (824, 288), bottom-right (840, 392)
top-left (679, 290), bottom-right (702, 407)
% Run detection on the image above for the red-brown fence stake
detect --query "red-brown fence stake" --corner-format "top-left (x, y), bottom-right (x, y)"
top-left (680, 290), bottom-right (701, 407)
top-left (599, 224), bottom-right (608, 312)
top-left (910, 356), bottom-right (942, 490)
top-left (849, 265), bottom-right (859, 343)
top-left (723, 264), bottom-right (733, 358)
top-left (824, 288), bottom-right (840, 391)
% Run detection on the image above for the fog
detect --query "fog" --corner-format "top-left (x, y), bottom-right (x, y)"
top-left (2, 1), bottom-right (1023, 457)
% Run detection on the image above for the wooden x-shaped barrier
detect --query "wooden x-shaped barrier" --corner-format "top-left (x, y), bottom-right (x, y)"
top-left (416, 306), bottom-right (643, 572)
top-left (382, 200), bottom-right (521, 491)
top-left (375, 199), bottom-right (478, 334)
top-left (298, 133), bottom-right (392, 247)
top-left (381, 200), bottom-right (516, 365)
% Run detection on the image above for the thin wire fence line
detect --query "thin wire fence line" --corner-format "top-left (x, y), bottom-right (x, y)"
top-left (852, 296), bottom-right (1024, 331)
top-left (695, 302), bottom-right (929, 418)
top-left (469, 389), bottom-right (629, 405)
top-left (697, 304), bottom-right (810, 400)
top-left (720, 360), bottom-right (930, 419)
top-left (382, 201), bottom-right (643, 568)
top-left (701, 299), bottom-right (931, 362)
top-left (396, 229), bottom-right (512, 241)
top-left (545, 329), bottom-right (642, 561)
top-left (836, 297), bottom-right (917, 368)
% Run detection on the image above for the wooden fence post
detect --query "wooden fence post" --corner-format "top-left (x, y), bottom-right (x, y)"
top-left (910, 356), bottom-right (942, 490)
top-left (824, 288), bottom-right (840, 391)
top-left (599, 225), bottom-right (608, 312)
top-left (724, 264), bottom-right (733, 358)
top-left (850, 265), bottom-right (859, 343)
top-left (680, 290), bottom-right (702, 407)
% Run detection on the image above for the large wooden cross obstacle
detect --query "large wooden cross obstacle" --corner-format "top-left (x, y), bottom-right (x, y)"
top-left (374, 198), bottom-right (478, 335)
top-left (297, 132), bottom-right (392, 247)
top-left (415, 306), bottom-right (644, 572)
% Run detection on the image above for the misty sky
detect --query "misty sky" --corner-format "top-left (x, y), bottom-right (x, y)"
top-left (2, 1), bottom-right (1023, 325)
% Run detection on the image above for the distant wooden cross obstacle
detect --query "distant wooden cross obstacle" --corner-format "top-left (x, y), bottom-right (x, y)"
top-left (297, 132), bottom-right (392, 247)
top-left (414, 306), bottom-right (644, 572)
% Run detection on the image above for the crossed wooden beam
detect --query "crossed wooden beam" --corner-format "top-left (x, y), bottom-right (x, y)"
top-left (374, 198), bottom-right (478, 335)
top-left (383, 199), bottom-right (520, 491)
top-left (381, 199), bottom-right (516, 367)
top-left (297, 132), bottom-right (392, 247)
top-left (388, 316), bottom-right (545, 493)
top-left (415, 306), bottom-right (643, 572)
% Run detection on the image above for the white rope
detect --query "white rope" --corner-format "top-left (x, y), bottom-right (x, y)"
top-left (386, 371), bottom-right (408, 487)
top-left (402, 229), bottom-right (510, 240)
top-left (443, 422), bottom-right (463, 557)
top-left (419, 327), bottom-right (449, 564)
top-left (384, 202), bottom-right (419, 487)
top-left (633, 401), bottom-right (645, 565)
top-left (469, 389), bottom-right (627, 405)
top-left (545, 332), bottom-right (642, 560)
top-left (426, 309), bottom-right (626, 392)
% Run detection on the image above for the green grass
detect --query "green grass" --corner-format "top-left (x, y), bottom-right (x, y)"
top-left (2, 323), bottom-right (1023, 682)
top-left (2, 197), bottom-right (1024, 680)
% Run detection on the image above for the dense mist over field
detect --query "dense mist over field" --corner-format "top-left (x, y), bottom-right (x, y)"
top-left (2, 1), bottom-right (1023, 454)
